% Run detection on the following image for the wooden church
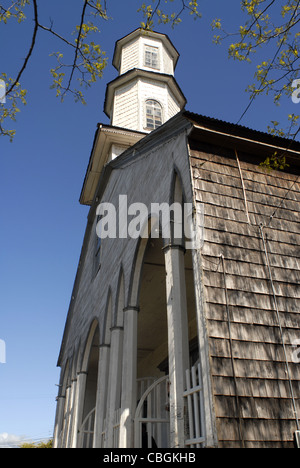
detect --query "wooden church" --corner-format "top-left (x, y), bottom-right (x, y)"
top-left (53, 28), bottom-right (300, 449)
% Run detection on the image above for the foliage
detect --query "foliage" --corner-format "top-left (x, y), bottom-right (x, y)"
top-left (20, 439), bottom-right (53, 448)
top-left (0, 73), bottom-right (27, 141)
top-left (0, 0), bottom-right (202, 141)
top-left (211, 0), bottom-right (300, 146)
top-left (138, 0), bottom-right (201, 30)
top-left (1, 0), bottom-right (299, 163)
top-left (0, 0), bottom-right (108, 140)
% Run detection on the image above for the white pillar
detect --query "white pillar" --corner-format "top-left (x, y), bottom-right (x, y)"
top-left (105, 327), bottom-right (124, 447)
top-left (71, 371), bottom-right (87, 447)
top-left (93, 345), bottom-right (110, 448)
top-left (53, 395), bottom-right (66, 448)
top-left (119, 306), bottom-right (138, 448)
top-left (66, 378), bottom-right (77, 447)
top-left (164, 244), bottom-right (189, 448)
top-left (71, 371), bottom-right (87, 448)
top-left (61, 384), bottom-right (72, 448)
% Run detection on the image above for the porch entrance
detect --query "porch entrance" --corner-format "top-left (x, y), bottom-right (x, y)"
top-left (135, 376), bottom-right (170, 448)
top-left (134, 362), bottom-right (206, 448)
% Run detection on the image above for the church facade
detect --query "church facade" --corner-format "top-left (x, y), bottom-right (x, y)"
top-left (53, 29), bottom-right (300, 449)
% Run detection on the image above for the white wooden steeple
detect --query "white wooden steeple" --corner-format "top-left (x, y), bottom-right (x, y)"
top-left (80, 28), bottom-right (186, 205)
top-left (104, 28), bottom-right (186, 132)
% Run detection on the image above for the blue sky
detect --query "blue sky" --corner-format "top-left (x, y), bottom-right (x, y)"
top-left (0, 0), bottom-right (298, 446)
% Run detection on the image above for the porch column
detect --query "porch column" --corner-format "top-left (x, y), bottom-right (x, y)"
top-left (53, 394), bottom-right (65, 448)
top-left (93, 345), bottom-right (110, 448)
top-left (119, 306), bottom-right (139, 448)
top-left (61, 384), bottom-right (72, 447)
top-left (71, 371), bottom-right (87, 448)
top-left (164, 244), bottom-right (189, 448)
top-left (105, 327), bottom-right (124, 447)
top-left (66, 378), bottom-right (77, 447)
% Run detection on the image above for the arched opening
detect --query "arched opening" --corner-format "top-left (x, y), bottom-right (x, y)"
top-left (78, 322), bottom-right (100, 448)
top-left (136, 235), bottom-right (169, 448)
top-left (138, 236), bottom-right (167, 379)
top-left (118, 171), bottom-right (203, 448)
top-left (132, 173), bottom-right (200, 448)
top-left (135, 235), bottom-right (199, 448)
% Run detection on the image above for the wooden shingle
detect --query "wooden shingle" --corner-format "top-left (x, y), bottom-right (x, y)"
top-left (190, 146), bottom-right (300, 448)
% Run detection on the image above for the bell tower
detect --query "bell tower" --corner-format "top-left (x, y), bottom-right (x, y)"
top-left (104, 28), bottom-right (186, 132)
top-left (80, 28), bottom-right (186, 206)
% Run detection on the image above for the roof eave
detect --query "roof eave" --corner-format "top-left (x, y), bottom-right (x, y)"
top-left (184, 110), bottom-right (300, 167)
top-left (112, 28), bottom-right (180, 71)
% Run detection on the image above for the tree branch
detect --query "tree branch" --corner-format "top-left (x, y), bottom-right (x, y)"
top-left (6, 0), bottom-right (39, 96)
top-left (37, 22), bottom-right (76, 49)
top-left (243, 0), bottom-right (276, 36)
top-left (62, 0), bottom-right (89, 97)
top-left (237, 0), bottom-right (300, 124)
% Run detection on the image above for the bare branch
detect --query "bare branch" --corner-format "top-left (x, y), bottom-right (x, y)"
top-left (6, 0), bottom-right (39, 96)
top-left (62, 0), bottom-right (89, 98)
top-left (237, 0), bottom-right (300, 124)
top-left (37, 23), bottom-right (76, 49)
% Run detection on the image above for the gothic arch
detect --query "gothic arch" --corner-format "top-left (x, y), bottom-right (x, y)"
top-left (70, 347), bottom-right (79, 382)
top-left (74, 341), bottom-right (82, 376)
top-left (128, 216), bottom-right (162, 308)
top-left (169, 168), bottom-right (186, 247)
top-left (114, 267), bottom-right (125, 328)
top-left (169, 167), bottom-right (187, 205)
top-left (61, 359), bottom-right (70, 398)
top-left (81, 319), bottom-right (100, 373)
top-left (102, 289), bottom-right (113, 345)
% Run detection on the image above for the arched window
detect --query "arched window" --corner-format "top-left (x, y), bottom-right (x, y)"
top-left (145, 100), bottom-right (162, 130)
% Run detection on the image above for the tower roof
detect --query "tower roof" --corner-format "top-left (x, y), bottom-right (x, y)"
top-left (112, 28), bottom-right (180, 72)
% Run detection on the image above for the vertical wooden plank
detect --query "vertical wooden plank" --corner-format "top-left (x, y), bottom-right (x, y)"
top-left (191, 365), bottom-right (201, 448)
top-left (198, 363), bottom-right (206, 446)
top-left (185, 368), bottom-right (195, 447)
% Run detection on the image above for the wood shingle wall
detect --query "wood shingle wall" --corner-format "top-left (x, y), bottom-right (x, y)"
top-left (190, 147), bottom-right (300, 448)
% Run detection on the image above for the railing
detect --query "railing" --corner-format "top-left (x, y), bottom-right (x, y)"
top-left (77, 365), bottom-right (205, 449)
top-left (78, 408), bottom-right (95, 448)
top-left (112, 408), bottom-right (122, 448)
top-left (101, 417), bottom-right (106, 448)
top-left (134, 375), bottom-right (170, 448)
top-left (183, 362), bottom-right (206, 448)
top-left (101, 409), bottom-right (121, 448)
top-left (137, 377), bottom-right (156, 401)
